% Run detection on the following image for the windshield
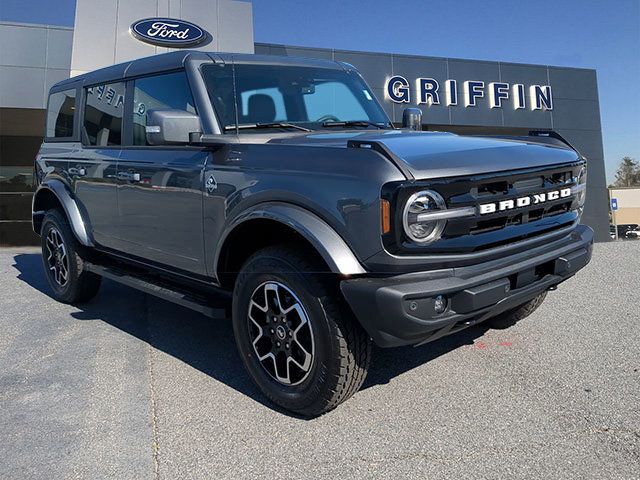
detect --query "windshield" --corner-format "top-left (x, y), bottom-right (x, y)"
top-left (201, 63), bottom-right (391, 133)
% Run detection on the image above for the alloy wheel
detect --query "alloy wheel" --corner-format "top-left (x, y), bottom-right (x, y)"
top-left (247, 281), bottom-right (315, 386)
top-left (45, 227), bottom-right (69, 287)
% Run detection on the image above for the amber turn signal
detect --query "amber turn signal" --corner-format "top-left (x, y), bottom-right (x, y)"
top-left (381, 199), bottom-right (391, 234)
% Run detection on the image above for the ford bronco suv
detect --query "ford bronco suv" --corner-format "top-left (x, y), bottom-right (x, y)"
top-left (34, 51), bottom-right (592, 416)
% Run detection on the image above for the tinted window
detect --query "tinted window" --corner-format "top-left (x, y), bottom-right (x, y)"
top-left (202, 64), bottom-right (389, 133)
top-left (46, 89), bottom-right (76, 138)
top-left (83, 82), bottom-right (126, 146)
top-left (132, 71), bottom-right (197, 146)
top-left (240, 88), bottom-right (286, 122)
top-left (303, 82), bottom-right (367, 121)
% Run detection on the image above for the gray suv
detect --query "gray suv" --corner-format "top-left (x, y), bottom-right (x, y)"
top-left (33, 51), bottom-right (593, 416)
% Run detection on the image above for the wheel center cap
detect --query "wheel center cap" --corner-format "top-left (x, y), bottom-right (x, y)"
top-left (275, 325), bottom-right (287, 340)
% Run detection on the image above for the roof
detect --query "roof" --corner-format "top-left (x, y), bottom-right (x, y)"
top-left (51, 50), bottom-right (346, 91)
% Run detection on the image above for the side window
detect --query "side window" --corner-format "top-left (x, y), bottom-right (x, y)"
top-left (240, 88), bottom-right (286, 123)
top-left (132, 71), bottom-right (197, 146)
top-left (46, 89), bottom-right (76, 138)
top-left (303, 82), bottom-right (367, 121)
top-left (83, 82), bottom-right (126, 146)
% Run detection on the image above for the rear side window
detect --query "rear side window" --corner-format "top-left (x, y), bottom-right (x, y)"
top-left (46, 89), bottom-right (76, 138)
top-left (83, 82), bottom-right (126, 146)
top-left (132, 71), bottom-right (197, 146)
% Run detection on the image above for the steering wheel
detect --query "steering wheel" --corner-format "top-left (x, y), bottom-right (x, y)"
top-left (316, 114), bottom-right (341, 123)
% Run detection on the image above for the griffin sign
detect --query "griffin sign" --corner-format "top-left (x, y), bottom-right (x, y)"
top-left (386, 76), bottom-right (553, 111)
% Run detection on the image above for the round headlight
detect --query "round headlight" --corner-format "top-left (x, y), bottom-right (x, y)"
top-left (402, 190), bottom-right (447, 243)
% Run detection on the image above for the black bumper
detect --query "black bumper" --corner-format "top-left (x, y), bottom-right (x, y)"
top-left (341, 225), bottom-right (594, 347)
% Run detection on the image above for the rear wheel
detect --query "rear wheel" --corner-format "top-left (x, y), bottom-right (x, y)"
top-left (40, 209), bottom-right (101, 304)
top-left (232, 245), bottom-right (371, 417)
top-left (486, 292), bottom-right (547, 329)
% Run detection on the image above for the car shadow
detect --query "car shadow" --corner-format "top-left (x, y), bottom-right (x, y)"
top-left (12, 253), bottom-right (490, 416)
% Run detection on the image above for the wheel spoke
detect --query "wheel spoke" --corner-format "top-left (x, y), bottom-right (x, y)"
top-left (264, 282), bottom-right (283, 313)
top-left (291, 337), bottom-right (313, 370)
top-left (273, 353), bottom-right (291, 384)
top-left (288, 352), bottom-right (312, 373)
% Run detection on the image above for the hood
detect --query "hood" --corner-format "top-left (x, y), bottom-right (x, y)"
top-left (268, 130), bottom-right (580, 180)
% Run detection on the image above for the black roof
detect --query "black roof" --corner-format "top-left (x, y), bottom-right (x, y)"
top-left (51, 50), bottom-right (347, 91)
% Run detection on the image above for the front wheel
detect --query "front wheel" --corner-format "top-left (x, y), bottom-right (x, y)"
top-left (232, 245), bottom-right (372, 417)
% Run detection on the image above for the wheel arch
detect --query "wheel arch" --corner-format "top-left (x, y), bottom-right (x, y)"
top-left (32, 180), bottom-right (93, 246)
top-left (214, 203), bottom-right (366, 289)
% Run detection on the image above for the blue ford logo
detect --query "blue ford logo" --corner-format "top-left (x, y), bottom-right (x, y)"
top-left (130, 18), bottom-right (209, 48)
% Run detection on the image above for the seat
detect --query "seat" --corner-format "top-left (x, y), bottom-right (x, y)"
top-left (246, 94), bottom-right (276, 124)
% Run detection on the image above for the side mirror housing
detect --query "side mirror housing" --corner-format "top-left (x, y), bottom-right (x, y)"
top-left (145, 109), bottom-right (202, 145)
top-left (402, 108), bottom-right (423, 131)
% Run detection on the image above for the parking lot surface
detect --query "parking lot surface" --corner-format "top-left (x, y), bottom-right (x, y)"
top-left (0, 241), bottom-right (638, 479)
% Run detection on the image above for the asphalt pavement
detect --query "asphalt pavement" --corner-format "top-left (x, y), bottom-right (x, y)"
top-left (0, 241), bottom-right (638, 479)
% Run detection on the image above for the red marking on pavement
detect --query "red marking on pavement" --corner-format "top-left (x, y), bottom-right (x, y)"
top-left (499, 341), bottom-right (513, 347)
top-left (475, 342), bottom-right (487, 349)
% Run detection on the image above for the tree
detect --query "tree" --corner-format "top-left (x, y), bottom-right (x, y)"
top-left (613, 157), bottom-right (640, 187)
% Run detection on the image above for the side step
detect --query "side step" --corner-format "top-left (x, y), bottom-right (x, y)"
top-left (85, 263), bottom-right (229, 319)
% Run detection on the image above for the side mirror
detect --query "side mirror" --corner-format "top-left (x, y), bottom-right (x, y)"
top-left (145, 109), bottom-right (202, 145)
top-left (402, 108), bottom-right (423, 131)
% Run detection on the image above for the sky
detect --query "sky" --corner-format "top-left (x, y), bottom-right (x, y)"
top-left (1, 0), bottom-right (638, 182)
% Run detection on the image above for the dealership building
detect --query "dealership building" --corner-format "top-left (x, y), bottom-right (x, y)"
top-left (0, 0), bottom-right (610, 245)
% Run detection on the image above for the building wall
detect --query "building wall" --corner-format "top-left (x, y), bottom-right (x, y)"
top-left (0, 22), bottom-right (73, 109)
top-left (256, 43), bottom-right (611, 242)
top-left (0, 22), bottom-right (75, 244)
top-left (70, 0), bottom-right (254, 77)
top-left (610, 188), bottom-right (640, 225)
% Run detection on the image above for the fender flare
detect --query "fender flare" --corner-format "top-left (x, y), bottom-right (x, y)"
top-left (32, 179), bottom-right (94, 246)
top-left (214, 203), bottom-right (366, 278)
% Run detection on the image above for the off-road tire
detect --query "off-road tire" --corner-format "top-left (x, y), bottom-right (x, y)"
top-left (40, 209), bottom-right (101, 304)
top-left (232, 245), bottom-right (372, 417)
top-left (486, 292), bottom-right (547, 329)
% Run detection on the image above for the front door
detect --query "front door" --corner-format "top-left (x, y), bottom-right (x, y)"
top-left (116, 149), bottom-right (208, 275)
top-left (115, 70), bottom-right (207, 275)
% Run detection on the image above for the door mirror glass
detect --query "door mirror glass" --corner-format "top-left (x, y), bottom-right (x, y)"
top-left (145, 109), bottom-right (202, 145)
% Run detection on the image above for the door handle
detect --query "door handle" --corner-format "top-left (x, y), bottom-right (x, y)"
top-left (68, 167), bottom-right (86, 177)
top-left (117, 171), bottom-right (141, 182)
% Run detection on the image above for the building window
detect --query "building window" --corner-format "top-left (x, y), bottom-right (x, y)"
top-left (132, 71), bottom-right (197, 146)
top-left (46, 89), bottom-right (76, 138)
top-left (83, 82), bottom-right (126, 146)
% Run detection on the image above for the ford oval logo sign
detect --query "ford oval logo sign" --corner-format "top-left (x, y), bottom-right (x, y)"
top-left (130, 18), bottom-right (209, 48)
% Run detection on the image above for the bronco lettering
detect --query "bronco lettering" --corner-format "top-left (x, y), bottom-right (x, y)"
top-left (479, 187), bottom-right (572, 215)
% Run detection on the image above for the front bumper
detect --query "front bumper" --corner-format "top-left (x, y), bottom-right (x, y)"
top-left (341, 224), bottom-right (593, 347)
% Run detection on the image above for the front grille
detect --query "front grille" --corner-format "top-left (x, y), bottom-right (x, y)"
top-left (445, 166), bottom-right (578, 238)
top-left (388, 161), bottom-right (584, 254)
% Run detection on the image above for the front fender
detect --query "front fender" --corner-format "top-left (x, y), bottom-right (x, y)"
top-left (32, 179), bottom-right (93, 246)
top-left (214, 202), bottom-right (366, 279)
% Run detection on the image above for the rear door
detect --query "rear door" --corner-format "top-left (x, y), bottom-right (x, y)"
top-left (71, 81), bottom-right (125, 248)
top-left (116, 70), bottom-right (207, 275)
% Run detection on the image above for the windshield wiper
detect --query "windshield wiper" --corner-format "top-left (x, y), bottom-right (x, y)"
top-left (321, 120), bottom-right (387, 129)
top-left (224, 122), bottom-right (311, 132)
